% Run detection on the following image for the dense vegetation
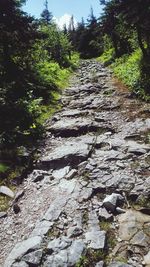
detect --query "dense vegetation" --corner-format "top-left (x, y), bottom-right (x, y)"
top-left (68, 0), bottom-right (150, 100)
top-left (0, 0), bottom-right (78, 183)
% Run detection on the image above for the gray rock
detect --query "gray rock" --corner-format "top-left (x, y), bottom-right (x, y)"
top-left (14, 190), bottom-right (24, 202)
top-left (103, 193), bottom-right (124, 212)
top-left (52, 166), bottom-right (70, 179)
top-left (67, 226), bottom-right (83, 238)
top-left (31, 220), bottom-right (53, 237)
top-left (143, 251), bottom-right (150, 266)
top-left (47, 117), bottom-right (99, 137)
top-left (85, 230), bottom-right (106, 249)
top-left (130, 230), bottom-right (149, 247)
top-left (116, 207), bottom-right (126, 214)
top-left (0, 186), bottom-right (14, 198)
top-left (68, 240), bottom-right (85, 266)
top-left (22, 249), bottom-right (43, 265)
top-left (45, 239), bottom-right (85, 267)
top-left (95, 261), bottom-right (104, 267)
top-left (43, 251), bottom-right (68, 267)
top-left (39, 139), bottom-right (92, 169)
top-left (0, 211), bottom-right (7, 219)
top-left (12, 261), bottom-right (29, 267)
top-left (47, 237), bottom-right (72, 252)
top-left (43, 195), bottom-right (68, 221)
top-left (126, 141), bottom-right (150, 155)
top-left (30, 170), bottom-right (49, 183)
top-left (108, 262), bottom-right (133, 267)
top-left (99, 207), bottom-right (113, 221)
top-left (4, 236), bottom-right (42, 267)
top-left (13, 203), bottom-right (21, 214)
top-left (65, 169), bottom-right (77, 180)
top-left (118, 210), bottom-right (150, 241)
top-left (61, 109), bottom-right (88, 117)
top-left (85, 210), bottom-right (106, 249)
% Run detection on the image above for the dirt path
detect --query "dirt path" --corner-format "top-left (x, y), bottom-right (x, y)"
top-left (1, 60), bottom-right (150, 267)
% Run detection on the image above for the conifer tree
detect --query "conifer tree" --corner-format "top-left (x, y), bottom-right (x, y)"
top-left (41, 0), bottom-right (53, 25)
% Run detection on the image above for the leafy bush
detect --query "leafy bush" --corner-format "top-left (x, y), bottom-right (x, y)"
top-left (97, 48), bottom-right (115, 65)
top-left (111, 49), bottom-right (142, 88)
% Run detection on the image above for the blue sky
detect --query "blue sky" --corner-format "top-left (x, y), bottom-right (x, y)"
top-left (23, 0), bottom-right (103, 25)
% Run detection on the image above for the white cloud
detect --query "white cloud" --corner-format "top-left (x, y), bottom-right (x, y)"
top-left (54, 13), bottom-right (77, 30)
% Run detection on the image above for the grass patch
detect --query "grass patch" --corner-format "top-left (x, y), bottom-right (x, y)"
top-left (111, 49), bottom-right (142, 89)
top-left (0, 163), bottom-right (9, 174)
top-left (97, 48), bottom-right (115, 66)
top-left (0, 195), bottom-right (10, 212)
top-left (76, 249), bottom-right (106, 267)
top-left (100, 221), bottom-right (117, 250)
top-left (98, 48), bottom-right (150, 101)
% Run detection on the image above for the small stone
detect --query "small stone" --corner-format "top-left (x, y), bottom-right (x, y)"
top-left (95, 261), bottom-right (104, 267)
top-left (47, 236), bottom-right (72, 252)
top-left (12, 261), bottom-right (29, 267)
top-left (0, 186), bottom-right (14, 198)
top-left (85, 230), bottom-right (106, 249)
top-left (52, 166), bottom-right (70, 179)
top-left (31, 220), bottom-right (53, 237)
top-left (65, 169), bottom-right (77, 180)
top-left (0, 211), bottom-right (7, 219)
top-left (68, 240), bottom-right (85, 266)
top-left (22, 249), bottom-right (43, 265)
top-left (143, 251), bottom-right (150, 265)
top-left (108, 262), bottom-right (133, 267)
top-left (14, 190), bottom-right (24, 202)
top-left (30, 170), bottom-right (49, 183)
top-left (67, 226), bottom-right (83, 238)
top-left (116, 207), bottom-right (126, 214)
top-left (103, 193), bottom-right (124, 212)
top-left (13, 204), bottom-right (21, 214)
top-left (99, 207), bottom-right (113, 222)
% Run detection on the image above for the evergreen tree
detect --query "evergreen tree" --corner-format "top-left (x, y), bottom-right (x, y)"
top-left (0, 0), bottom-right (51, 146)
top-left (41, 0), bottom-right (53, 25)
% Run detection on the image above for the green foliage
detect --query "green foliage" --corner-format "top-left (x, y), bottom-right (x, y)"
top-left (0, 163), bottom-right (9, 174)
top-left (40, 23), bottom-right (72, 67)
top-left (68, 8), bottom-right (103, 59)
top-left (98, 48), bottom-right (115, 65)
top-left (76, 249), bottom-right (105, 267)
top-left (112, 49), bottom-right (141, 88)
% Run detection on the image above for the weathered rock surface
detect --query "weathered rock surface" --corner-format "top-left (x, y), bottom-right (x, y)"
top-left (1, 60), bottom-right (150, 267)
top-left (108, 262), bottom-right (133, 267)
top-left (0, 186), bottom-right (14, 198)
top-left (4, 236), bottom-right (42, 267)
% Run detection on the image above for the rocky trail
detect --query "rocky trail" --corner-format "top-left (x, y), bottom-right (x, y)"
top-left (0, 60), bottom-right (150, 267)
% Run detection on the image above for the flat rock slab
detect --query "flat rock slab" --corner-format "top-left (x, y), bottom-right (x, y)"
top-left (47, 117), bottom-right (100, 137)
top-left (43, 195), bottom-right (68, 221)
top-left (52, 166), bottom-right (70, 180)
top-left (44, 239), bottom-right (85, 267)
top-left (118, 210), bottom-right (150, 242)
top-left (39, 139), bottom-right (92, 169)
top-left (108, 262), bottom-right (133, 267)
top-left (0, 186), bottom-right (14, 198)
top-left (85, 210), bottom-right (106, 249)
top-left (31, 220), bottom-right (53, 237)
top-left (0, 211), bottom-right (7, 219)
top-left (22, 249), bottom-right (43, 265)
top-left (12, 261), bottom-right (29, 267)
top-left (4, 236), bottom-right (42, 267)
top-left (60, 109), bottom-right (89, 117)
top-left (85, 229), bottom-right (106, 249)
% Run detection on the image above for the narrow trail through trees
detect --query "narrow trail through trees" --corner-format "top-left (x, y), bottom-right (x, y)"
top-left (1, 60), bottom-right (150, 267)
